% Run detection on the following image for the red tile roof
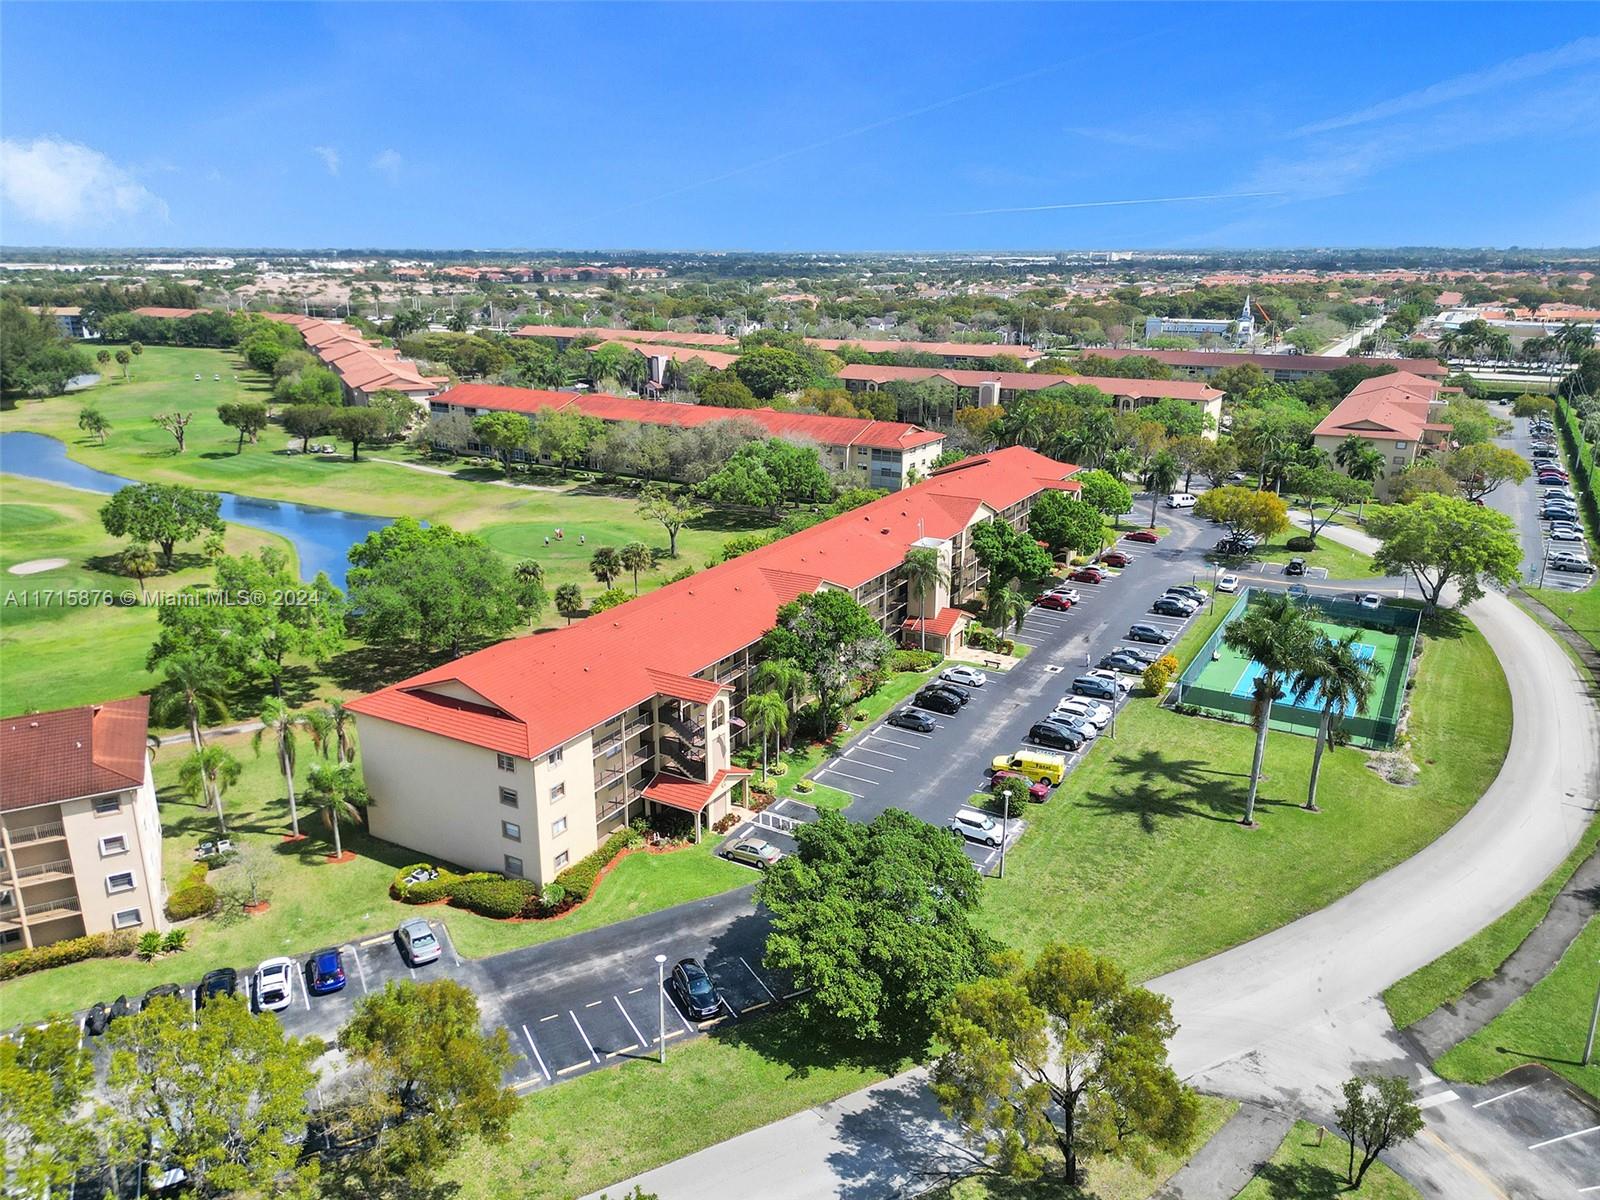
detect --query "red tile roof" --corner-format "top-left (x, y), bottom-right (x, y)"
top-left (1087, 348), bottom-right (1446, 378)
top-left (593, 340), bottom-right (741, 371)
top-left (901, 607), bottom-right (967, 637)
top-left (1, 697), bottom-right (150, 812)
top-left (641, 768), bottom-right (753, 814)
top-left (834, 364), bottom-right (1222, 403)
top-left (348, 447), bottom-right (1078, 758)
top-left (130, 306), bottom-right (205, 319)
top-left (514, 324), bottom-right (739, 348)
top-left (436, 383), bottom-right (945, 452)
top-left (1312, 372), bottom-right (1449, 441)
top-left (644, 669), bottom-right (729, 705)
top-left (808, 337), bottom-right (1043, 363)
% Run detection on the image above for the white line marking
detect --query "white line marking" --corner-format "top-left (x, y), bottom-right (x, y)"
top-left (1575, 1185), bottom-right (1600, 1193)
top-left (1472, 1083), bottom-right (1532, 1107)
top-left (850, 744), bottom-right (907, 761)
top-left (615, 995), bottom-right (650, 1047)
top-left (837, 753), bottom-right (893, 772)
top-left (521, 1024), bottom-right (551, 1082)
top-left (569, 1009), bottom-right (600, 1063)
top-left (297, 965), bottom-right (311, 1011)
top-left (584, 999), bottom-right (603, 1008)
top-left (877, 724), bottom-right (934, 741)
top-left (346, 945), bottom-right (369, 994)
top-left (739, 956), bottom-right (779, 1003)
top-left (359, 933), bottom-right (390, 948)
top-left (818, 766), bottom-right (878, 786)
top-left (662, 983), bottom-right (695, 1035)
top-left (1418, 1089), bottom-right (1460, 1110)
top-left (539, 1012), bottom-right (559, 1021)
top-left (627, 986), bottom-right (644, 995)
top-left (1528, 1124), bottom-right (1600, 1150)
top-left (867, 734), bottom-right (920, 750)
top-left (810, 779), bottom-right (863, 797)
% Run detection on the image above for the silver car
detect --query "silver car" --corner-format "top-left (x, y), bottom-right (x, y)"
top-left (722, 838), bottom-right (783, 870)
top-left (396, 918), bottom-right (442, 966)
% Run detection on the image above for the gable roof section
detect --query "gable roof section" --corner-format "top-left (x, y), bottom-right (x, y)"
top-left (1313, 374), bottom-right (1446, 441)
top-left (1, 696), bottom-right (150, 813)
top-left (349, 446), bottom-right (1078, 758)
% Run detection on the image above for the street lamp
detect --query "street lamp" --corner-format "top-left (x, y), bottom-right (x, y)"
top-left (998, 787), bottom-right (1009, 879)
top-left (655, 954), bottom-right (668, 1064)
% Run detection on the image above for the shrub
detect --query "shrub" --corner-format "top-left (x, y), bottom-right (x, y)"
top-left (137, 932), bottom-right (164, 960)
top-left (0, 930), bottom-right (140, 981)
top-left (539, 883), bottom-right (567, 910)
top-left (161, 929), bottom-right (188, 953)
top-left (448, 876), bottom-right (538, 919)
top-left (890, 649), bottom-right (943, 672)
top-left (795, 779), bottom-right (815, 794)
top-left (1143, 653), bottom-right (1181, 695)
top-left (589, 587), bottom-right (631, 614)
top-left (713, 813), bottom-right (740, 834)
top-left (1285, 535), bottom-right (1317, 551)
top-left (391, 863), bottom-right (465, 903)
top-left (165, 883), bottom-right (220, 922)
top-left (554, 828), bottom-right (633, 903)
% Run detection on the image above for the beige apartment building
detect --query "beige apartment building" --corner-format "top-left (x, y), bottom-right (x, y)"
top-left (1311, 371), bottom-right (1455, 498)
top-left (348, 447), bottom-right (1080, 886)
top-left (1, 697), bottom-right (166, 950)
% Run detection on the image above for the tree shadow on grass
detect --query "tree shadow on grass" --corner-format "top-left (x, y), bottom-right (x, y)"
top-left (1246, 1159), bottom-right (1350, 1200)
top-left (686, 506), bottom-right (784, 535)
top-left (323, 641), bottom-right (448, 694)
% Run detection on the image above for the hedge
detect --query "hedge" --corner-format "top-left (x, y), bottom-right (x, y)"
top-left (1554, 393), bottom-right (1600, 539)
top-left (553, 828), bottom-right (635, 904)
top-left (0, 930), bottom-right (139, 981)
top-left (1285, 535), bottom-right (1317, 551)
top-left (165, 884), bottom-right (220, 922)
top-left (449, 876), bottom-right (539, 919)
top-left (391, 841), bottom-right (639, 920)
top-left (890, 649), bottom-right (943, 672)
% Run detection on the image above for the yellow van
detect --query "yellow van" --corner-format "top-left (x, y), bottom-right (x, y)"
top-left (990, 750), bottom-right (1067, 786)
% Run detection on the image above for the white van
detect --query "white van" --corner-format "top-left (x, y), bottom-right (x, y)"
top-left (1166, 493), bottom-right (1197, 509)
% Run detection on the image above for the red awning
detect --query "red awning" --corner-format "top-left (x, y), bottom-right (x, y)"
top-left (641, 767), bottom-right (753, 814)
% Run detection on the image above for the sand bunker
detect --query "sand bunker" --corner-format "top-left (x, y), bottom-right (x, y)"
top-left (8, 558), bottom-right (69, 575)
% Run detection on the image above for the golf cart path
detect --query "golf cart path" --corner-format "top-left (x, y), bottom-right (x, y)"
top-left (594, 522), bottom-right (1598, 1200)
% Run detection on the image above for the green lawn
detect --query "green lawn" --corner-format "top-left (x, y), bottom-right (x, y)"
top-left (1385, 818), bottom-right (1600, 1028)
top-left (1233, 1121), bottom-right (1421, 1200)
top-left (1526, 583), bottom-right (1600, 657)
top-left (922, 1095), bottom-right (1238, 1200)
top-left (0, 735), bottom-right (750, 1026)
top-left (1433, 915), bottom-right (1600, 1100)
top-left (977, 611), bottom-right (1510, 980)
top-left (1246, 533), bottom-right (1378, 583)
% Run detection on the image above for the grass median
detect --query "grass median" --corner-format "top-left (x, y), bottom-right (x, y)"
top-left (1234, 1120), bottom-right (1421, 1200)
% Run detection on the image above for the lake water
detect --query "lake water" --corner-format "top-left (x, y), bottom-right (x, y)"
top-left (0, 431), bottom-right (390, 589)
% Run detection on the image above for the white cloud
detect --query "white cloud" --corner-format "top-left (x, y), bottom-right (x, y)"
top-left (0, 137), bottom-right (168, 230)
top-left (370, 149), bottom-right (403, 183)
top-left (313, 145), bottom-right (341, 176)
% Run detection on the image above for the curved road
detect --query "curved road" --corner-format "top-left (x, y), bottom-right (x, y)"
top-left (600, 522), bottom-right (1598, 1200)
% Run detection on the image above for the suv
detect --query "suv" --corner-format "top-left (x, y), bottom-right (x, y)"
top-left (914, 689), bottom-right (962, 716)
top-left (1072, 674), bottom-right (1118, 700)
top-left (948, 807), bottom-right (1002, 847)
top-left (924, 682), bottom-right (971, 706)
top-left (1548, 552), bottom-right (1595, 573)
top-left (1098, 652), bottom-right (1147, 675)
top-left (1027, 721), bottom-right (1083, 752)
top-left (1068, 566), bottom-right (1106, 584)
top-left (1166, 585), bottom-right (1206, 604)
top-left (669, 958), bottom-right (724, 1021)
top-left (1285, 557), bottom-right (1307, 576)
top-left (1151, 597), bottom-right (1194, 618)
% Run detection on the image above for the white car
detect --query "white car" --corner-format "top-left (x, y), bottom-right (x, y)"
top-left (1051, 701), bottom-right (1104, 733)
top-left (253, 957), bottom-right (295, 1012)
top-left (1548, 552), bottom-right (1595, 573)
top-left (940, 665), bottom-right (988, 688)
top-left (1085, 668), bottom-right (1134, 693)
top-left (1549, 527), bottom-right (1585, 542)
top-left (1056, 696), bottom-right (1112, 726)
top-left (1047, 586), bottom-right (1081, 604)
top-left (1216, 572), bottom-right (1240, 593)
top-left (1358, 593), bottom-right (1383, 610)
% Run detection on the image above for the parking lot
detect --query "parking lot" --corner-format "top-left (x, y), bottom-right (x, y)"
top-left (1494, 412), bottom-right (1595, 594)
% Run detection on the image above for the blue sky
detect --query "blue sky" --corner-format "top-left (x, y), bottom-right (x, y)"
top-left (3, 2), bottom-right (1598, 251)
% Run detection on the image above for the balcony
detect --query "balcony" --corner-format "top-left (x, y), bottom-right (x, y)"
top-left (5, 821), bottom-right (66, 846)
top-left (0, 895), bottom-right (82, 929)
top-left (4, 859), bottom-right (74, 887)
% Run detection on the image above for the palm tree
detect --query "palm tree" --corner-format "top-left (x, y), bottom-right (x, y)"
top-left (1142, 450), bottom-right (1180, 527)
top-left (901, 546), bottom-right (948, 651)
top-left (253, 699), bottom-right (304, 837)
top-left (305, 762), bottom-right (368, 860)
top-left (1290, 632), bottom-right (1379, 812)
top-left (150, 652), bottom-right (231, 820)
top-left (1334, 435), bottom-right (1386, 517)
top-left (620, 542), bottom-right (653, 594)
top-left (119, 544), bottom-right (158, 597)
top-left (1220, 593), bottom-right (1317, 827)
top-left (327, 698), bottom-right (354, 764)
top-left (743, 690), bottom-right (789, 782)
top-left (982, 583), bottom-right (1029, 645)
top-left (752, 659), bottom-right (806, 750)
top-left (178, 745), bottom-right (242, 833)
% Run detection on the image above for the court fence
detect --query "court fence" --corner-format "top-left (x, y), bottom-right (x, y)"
top-left (1170, 587), bottom-right (1421, 749)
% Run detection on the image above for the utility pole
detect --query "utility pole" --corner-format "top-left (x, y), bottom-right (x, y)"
top-left (998, 787), bottom-right (1009, 879)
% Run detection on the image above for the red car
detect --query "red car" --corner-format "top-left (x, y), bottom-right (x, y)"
top-left (1034, 592), bottom-right (1073, 611)
top-left (1099, 550), bottom-right (1132, 568)
top-left (1124, 529), bottom-right (1160, 544)
top-left (1068, 566), bottom-right (1105, 584)
top-left (990, 770), bottom-right (1051, 802)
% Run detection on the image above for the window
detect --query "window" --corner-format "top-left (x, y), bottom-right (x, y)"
top-left (99, 834), bottom-right (128, 856)
top-left (497, 753), bottom-right (516, 772)
top-left (1393, 455), bottom-right (1407, 466)
top-left (553, 851), bottom-right (570, 870)
top-left (112, 908), bottom-right (142, 930)
top-left (0, 928), bottom-right (21, 948)
top-left (504, 855), bottom-right (524, 878)
top-left (1395, 441), bottom-right (1408, 449)
top-left (106, 871), bottom-right (136, 894)
top-left (501, 820), bottom-right (521, 842)
top-left (499, 787), bottom-right (519, 808)
top-left (546, 747), bottom-right (563, 766)
top-left (93, 795), bottom-right (121, 815)
top-left (551, 816), bottom-right (568, 838)
top-left (550, 782), bottom-right (565, 802)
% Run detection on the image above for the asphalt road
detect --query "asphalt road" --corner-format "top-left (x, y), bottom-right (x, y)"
top-left (1489, 410), bottom-right (1594, 593)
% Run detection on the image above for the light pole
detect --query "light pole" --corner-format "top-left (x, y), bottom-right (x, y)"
top-left (655, 954), bottom-right (668, 1064)
top-left (998, 787), bottom-right (1009, 879)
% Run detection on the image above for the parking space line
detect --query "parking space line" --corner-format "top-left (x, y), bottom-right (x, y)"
top-left (812, 778), bottom-right (863, 797)
top-left (1471, 1083), bottom-right (1531, 1107)
top-left (346, 945), bottom-right (369, 994)
top-left (296, 963), bottom-right (311, 1011)
top-left (875, 724), bottom-right (934, 741)
top-left (867, 733), bottom-right (920, 750)
top-left (838, 753), bottom-right (893, 772)
top-left (1528, 1124), bottom-right (1600, 1150)
top-left (520, 1024), bottom-right (551, 1082)
top-left (818, 766), bottom-right (878, 786)
top-left (569, 1009), bottom-right (600, 1064)
top-left (359, 933), bottom-right (390, 948)
top-left (850, 744), bottom-right (906, 762)
top-left (738, 956), bottom-right (779, 1004)
top-left (1417, 1089), bottom-right (1459, 1111)
top-left (584, 999), bottom-right (603, 1008)
top-left (539, 1012), bottom-right (559, 1021)
top-left (555, 1061), bottom-right (588, 1076)
top-left (614, 995), bottom-right (650, 1048)
top-left (662, 983), bottom-right (695, 1035)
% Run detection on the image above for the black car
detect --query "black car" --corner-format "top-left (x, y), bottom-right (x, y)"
top-left (141, 983), bottom-right (183, 1012)
top-left (669, 958), bottom-right (724, 1021)
top-left (1150, 597), bottom-right (1193, 618)
top-left (914, 689), bottom-right (962, 716)
top-left (1027, 721), bottom-right (1083, 752)
top-left (1166, 585), bottom-right (1206, 603)
top-left (195, 968), bottom-right (239, 1008)
top-left (1285, 557), bottom-right (1307, 576)
top-left (84, 1001), bottom-right (110, 1037)
top-left (923, 682), bottom-right (971, 707)
top-left (886, 708), bottom-right (937, 733)
top-left (108, 994), bottom-right (133, 1022)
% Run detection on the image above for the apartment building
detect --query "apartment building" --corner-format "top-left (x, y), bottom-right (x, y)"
top-left (835, 364), bottom-right (1225, 438)
top-left (347, 447), bottom-right (1080, 885)
top-left (267, 314), bottom-right (448, 406)
top-left (432, 383), bottom-right (947, 490)
top-left (512, 324), bottom-right (1044, 367)
top-left (1085, 347), bottom-right (1446, 384)
top-left (0, 698), bottom-right (165, 951)
top-left (1311, 371), bottom-right (1455, 497)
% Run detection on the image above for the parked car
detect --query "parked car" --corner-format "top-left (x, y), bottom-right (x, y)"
top-left (396, 918), bottom-right (442, 965)
top-left (887, 707), bottom-right (937, 733)
top-left (1548, 553), bottom-right (1595, 573)
top-left (1166, 584), bottom-right (1207, 603)
top-left (1287, 583), bottom-right (1310, 600)
top-left (304, 948), bottom-right (346, 996)
top-left (108, 994), bottom-right (132, 1023)
top-left (914, 689), bottom-right (962, 716)
top-left (1216, 572), bottom-right (1240, 593)
top-left (990, 770), bottom-right (1051, 802)
top-left (1151, 596), bottom-right (1195, 617)
top-left (141, 983), bottom-right (182, 1011)
top-left (1055, 696), bottom-right (1111, 726)
top-left (1072, 674), bottom-right (1119, 700)
top-left (722, 838), bottom-right (783, 870)
top-left (195, 968), bottom-right (238, 1008)
top-left (990, 750), bottom-right (1067, 785)
top-left (948, 807), bottom-right (1003, 847)
top-left (1085, 668), bottom-right (1133, 692)
top-left (1112, 646), bottom-right (1161, 666)
top-left (1359, 593), bottom-right (1383, 610)
top-left (1067, 566), bottom-right (1106, 584)
top-left (1285, 557), bottom-right (1308, 577)
top-left (1127, 622), bottom-right (1174, 644)
top-left (1124, 529), bottom-right (1160, 544)
top-left (1034, 592), bottom-right (1074, 611)
top-left (669, 958), bottom-right (725, 1020)
top-left (254, 958), bottom-right (295, 1012)
top-left (940, 665), bottom-right (987, 688)
top-left (1046, 711), bottom-right (1099, 740)
top-left (1098, 550), bottom-right (1132, 568)
top-left (1026, 721), bottom-right (1083, 752)
top-left (84, 1001), bottom-right (110, 1036)
top-left (1046, 586), bottom-right (1081, 604)
top-left (1549, 526), bottom-right (1585, 542)
top-left (924, 682), bottom-right (970, 706)
top-left (1098, 652), bottom-right (1147, 676)
top-left (1166, 492), bottom-right (1197, 509)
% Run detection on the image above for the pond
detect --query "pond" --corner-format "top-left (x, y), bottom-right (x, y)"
top-left (0, 431), bottom-right (390, 590)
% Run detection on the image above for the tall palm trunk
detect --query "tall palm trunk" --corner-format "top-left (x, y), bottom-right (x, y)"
top-left (1305, 707), bottom-right (1332, 812)
top-left (188, 701), bottom-right (223, 830)
top-left (280, 741), bottom-right (301, 836)
top-left (330, 807), bottom-right (344, 858)
top-left (760, 735), bottom-right (768, 783)
top-left (1243, 687), bottom-right (1274, 826)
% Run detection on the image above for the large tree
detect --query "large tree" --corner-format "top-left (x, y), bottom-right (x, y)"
top-left (100, 482), bottom-right (225, 567)
top-left (0, 1018), bottom-right (99, 1197)
top-left (105, 995), bottom-right (321, 1198)
top-left (1073, 469), bottom-right (1133, 522)
top-left (1141, 449), bottom-right (1181, 527)
top-left (1285, 465), bottom-right (1373, 538)
top-left (217, 400), bottom-right (269, 453)
top-left (636, 483), bottom-right (705, 558)
top-left (282, 402), bottom-right (337, 452)
top-left (331, 406), bottom-right (389, 461)
top-left (971, 517), bottom-right (1052, 589)
top-left (732, 345), bottom-right (809, 399)
top-left (932, 943), bottom-right (1199, 1186)
top-left (1439, 442), bottom-right (1531, 502)
top-left (901, 546), bottom-right (948, 651)
top-left (1366, 494), bottom-right (1520, 610)
top-left (758, 809), bottom-right (995, 1052)
top-left (472, 410), bottom-right (532, 474)
top-left (346, 517), bottom-right (521, 657)
top-left (1334, 1075), bottom-right (1423, 1189)
top-left (1028, 489), bottom-right (1104, 557)
top-left (1221, 593), bottom-right (1318, 826)
top-left (1193, 485), bottom-right (1290, 544)
top-left (760, 589), bottom-right (891, 738)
